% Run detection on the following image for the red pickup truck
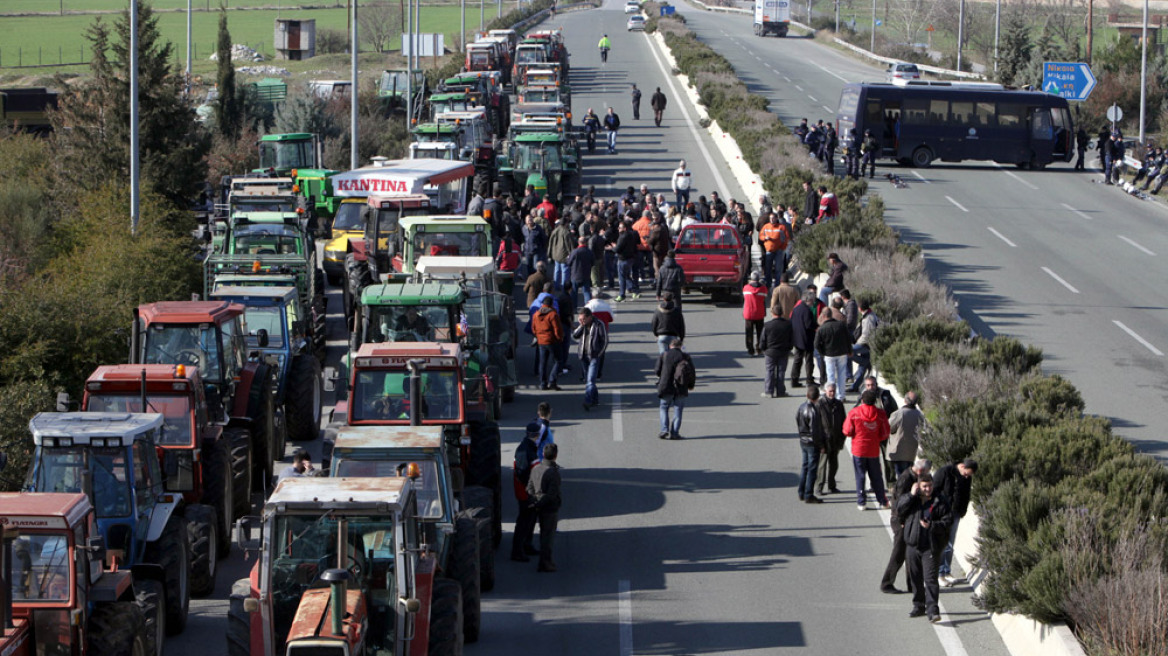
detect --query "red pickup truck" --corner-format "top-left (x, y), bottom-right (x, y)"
top-left (673, 223), bottom-right (749, 299)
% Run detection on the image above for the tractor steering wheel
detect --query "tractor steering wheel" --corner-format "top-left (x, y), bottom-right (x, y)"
top-left (175, 349), bottom-right (203, 369)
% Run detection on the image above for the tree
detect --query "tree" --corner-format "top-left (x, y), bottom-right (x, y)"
top-left (51, 2), bottom-right (209, 213)
top-left (359, 2), bottom-right (404, 54)
top-left (887, 0), bottom-right (945, 49)
top-left (997, 18), bottom-right (1032, 86)
top-left (215, 8), bottom-right (242, 139)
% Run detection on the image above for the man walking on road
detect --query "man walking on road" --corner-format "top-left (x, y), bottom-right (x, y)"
top-left (527, 443), bottom-right (563, 572)
top-left (814, 305), bottom-right (852, 401)
top-left (790, 289), bottom-right (818, 388)
top-left (844, 389), bottom-right (891, 510)
top-left (549, 219), bottom-right (574, 290)
top-left (573, 307), bottom-right (608, 411)
top-left (898, 471), bottom-right (951, 623)
top-left (815, 383), bottom-right (846, 495)
top-left (849, 299), bottom-right (879, 391)
top-left (567, 236), bottom-right (595, 303)
top-left (532, 296), bottom-right (564, 390)
top-left (1075, 127), bottom-right (1089, 171)
top-left (881, 457), bottom-right (931, 594)
top-left (631, 84), bottom-right (642, 120)
top-left (655, 250), bottom-right (686, 305)
top-left (861, 129), bottom-right (879, 179)
top-left (671, 160), bottom-right (692, 208)
top-left (888, 391), bottom-right (925, 478)
top-left (651, 86), bottom-right (667, 126)
top-left (655, 338), bottom-right (694, 440)
top-left (934, 459), bottom-right (978, 587)
top-left (743, 271), bottom-right (768, 356)
top-left (759, 305), bottom-right (792, 398)
top-left (604, 107), bottom-right (621, 154)
top-left (614, 220), bottom-right (641, 301)
top-left (511, 422), bottom-right (542, 561)
top-left (651, 298), bottom-right (685, 355)
top-left (770, 272), bottom-right (800, 320)
top-left (795, 385), bottom-right (825, 504)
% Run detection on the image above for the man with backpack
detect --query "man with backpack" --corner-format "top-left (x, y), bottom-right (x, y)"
top-left (655, 338), bottom-right (695, 440)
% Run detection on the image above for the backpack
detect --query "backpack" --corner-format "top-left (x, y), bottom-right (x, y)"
top-left (672, 353), bottom-right (696, 391)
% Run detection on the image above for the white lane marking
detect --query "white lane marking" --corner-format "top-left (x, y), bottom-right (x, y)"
top-left (1060, 203), bottom-right (1093, 220)
top-left (945, 196), bottom-right (969, 212)
top-left (813, 60), bottom-right (850, 83)
top-left (753, 54), bottom-right (762, 61)
top-left (1113, 320), bottom-right (1165, 356)
top-left (612, 390), bottom-right (623, 441)
top-left (992, 162), bottom-right (1039, 189)
top-left (619, 580), bottom-right (634, 656)
top-left (822, 104), bottom-right (834, 113)
top-left (1118, 235), bottom-right (1156, 255)
top-left (325, 338), bottom-right (349, 346)
top-left (807, 94), bottom-right (818, 102)
top-left (795, 84), bottom-right (804, 91)
top-left (783, 75), bottom-right (791, 82)
top-left (644, 31), bottom-right (734, 202)
top-left (911, 171), bottom-right (930, 184)
top-left (987, 227), bottom-right (1017, 247)
top-left (1041, 267), bottom-right (1080, 294)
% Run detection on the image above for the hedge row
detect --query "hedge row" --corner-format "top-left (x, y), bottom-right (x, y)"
top-left (650, 9), bottom-right (1168, 653)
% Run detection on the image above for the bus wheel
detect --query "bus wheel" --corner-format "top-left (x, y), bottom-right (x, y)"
top-left (911, 147), bottom-right (933, 168)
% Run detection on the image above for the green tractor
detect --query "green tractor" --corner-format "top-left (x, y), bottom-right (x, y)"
top-left (252, 132), bottom-right (344, 233)
top-left (496, 131), bottom-right (581, 203)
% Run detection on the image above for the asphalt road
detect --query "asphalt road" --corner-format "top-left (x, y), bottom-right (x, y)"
top-left (674, 6), bottom-right (1168, 457)
top-left (166, 3), bottom-right (1015, 655)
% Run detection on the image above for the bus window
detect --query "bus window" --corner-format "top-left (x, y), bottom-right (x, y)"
top-left (950, 102), bottom-right (973, 126)
top-left (929, 100), bottom-right (947, 125)
top-left (975, 102), bottom-right (996, 128)
top-left (998, 104), bottom-right (1023, 128)
top-left (903, 98), bottom-right (929, 125)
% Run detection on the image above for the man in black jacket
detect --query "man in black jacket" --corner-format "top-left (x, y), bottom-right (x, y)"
top-left (527, 443), bottom-right (563, 572)
top-left (651, 299), bottom-right (685, 354)
top-left (801, 181), bottom-right (818, 222)
top-left (815, 382), bottom-right (846, 495)
top-left (897, 471), bottom-right (951, 623)
top-left (933, 459), bottom-right (978, 586)
top-left (566, 237), bottom-right (595, 303)
top-left (614, 220), bottom-right (641, 301)
top-left (650, 87), bottom-right (667, 126)
top-left (655, 338), bottom-right (692, 440)
top-left (795, 385), bottom-right (825, 503)
top-left (790, 291), bottom-right (818, 388)
top-left (511, 423), bottom-right (543, 561)
top-left (759, 306), bottom-right (792, 398)
top-left (881, 457), bottom-right (931, 593)
top-left (573, 308), bottom-right (608, 411)
top-left (814, 308), bottom-right (853, 402)
top-left (655, 251), bottom-right (686, 305)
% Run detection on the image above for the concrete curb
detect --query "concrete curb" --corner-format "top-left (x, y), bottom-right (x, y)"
top-left (649, 17), bottom-right (1088, 656)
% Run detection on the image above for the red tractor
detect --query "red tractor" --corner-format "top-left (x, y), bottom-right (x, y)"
top-left (0, 492), bottom-right (163, 656)
top-left (76, 363), bottom-right (240, 595)
top-left (131, 301), bottom-right (281, 503)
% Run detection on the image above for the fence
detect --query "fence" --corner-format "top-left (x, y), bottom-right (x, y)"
top-left (0, 42), bottom-right (274, 70)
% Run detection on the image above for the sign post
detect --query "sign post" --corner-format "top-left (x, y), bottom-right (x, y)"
top-left (1041, 62), bottom-right (1097, 102)
top-left (1106, 103), bottom-right (1123, 131)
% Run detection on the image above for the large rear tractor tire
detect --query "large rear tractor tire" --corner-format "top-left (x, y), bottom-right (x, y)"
top-left (225, 427), bottom-right (253, 519)
top-left (458, 507), bottom-right (495, 593)
top-left (285, 355), bottom-right (322, 442)
top-left (461, 485), bottom-right (499, 549)
top-left (134, 578), bottom-right (166, 656)
top-left (145, 514), bottom-right (190, 635)
top-left (450, 517), bottom-right (482, 643)
top-left (227, 579), bottom-right (254, 656)
top-left (428, 579), bottom-right (463, 656)
top-left (466, 424), bottom-right (502, 546)
top-left (201, 437), bottom-right (234, 557)
top-left (250, 375), bottom-right (277, 492)
top-left (185, 504), bottom-right (219, 597)
top-left (88, 601), bottom-right (149, 656)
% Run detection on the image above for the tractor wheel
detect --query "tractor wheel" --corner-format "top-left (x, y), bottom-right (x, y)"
top-left (502, 386), bottom-right (516, 403)
top-left (251, 377), bottom-right (277, 492)
top-left (185, 504), bottom-right (218, 597)
top-left (225, 427), bottom-right (253, 519)
top-left (427, 579), bottom-right (463, 656)
top-left (461, 485), bottom-right (498, 549)
top-left (202, 437), bottom-right (234, 557)
top-left (227, 580), bottom-right (253, 656)
top-left (450, 517), bottom-right (482, 643)
top-left (134, 578), bottom-right (166, 656)
top-left (345, 253), bottom-right (372, 332)
top-left (88, 601), bottom-right (149, 656)
top-left (145, 514), bottom-right (190, 635)
top-left (473, 170), bottom-right (492, 200)
top-left (458, 507), bottom-right (495, 593)
top-left (466, 423), bottom-right (502, 546)
top-left (285, 355), bottom-right (322, 442)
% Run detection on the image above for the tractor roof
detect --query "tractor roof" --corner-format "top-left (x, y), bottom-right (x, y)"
top-left (138, 301), bottom-right (244, 326)
top-left (353, 342), bottom-right (462, 367)
top-left (260, 133), bottom-right (313, 142)
top-left (444, 75), bottom-right (481, 85)
top-left (412, 123), bottom-right (460, 135)
top-left (266, 477), bottom-right (410, 513)
top-left (231, 211), bottom-right (300, 224)
top-left (29, 412), bottom-right (164, 446)
top-left (514, 133), bottom-right (564, 143)
top-left (415, 256), bottom-right (496, 277)
top-left (232, 223), bottom-right (302, 238)
top-left (210, 286), bottom-right (298, 304)
top-left (429, 92), bottom-right (470, 102)
top-left (0, 493), bottom-right (92, 530)
top-left (399, 214), bottom-right (489, 230)
top-left (436, 109), bottom-right (487, 122)
top-left (331, 425), bottom-right (444, 452)
top-left (359, 281), bottom-right (465, 305)
top-left (87, 363), bottom-right (200, 386)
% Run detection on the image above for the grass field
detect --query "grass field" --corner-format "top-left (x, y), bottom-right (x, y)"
top-left (0, 1), bottom-right (502, 73)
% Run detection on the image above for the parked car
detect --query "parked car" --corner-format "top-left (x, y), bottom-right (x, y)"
top-left (627, 14), bottom-right (646, 30)
top-left (624, 0), bottom-right (641, 13)
top-left (886, 62), bottom-right (921, 83)
top-left (671, 223), bottom-right (748, 299)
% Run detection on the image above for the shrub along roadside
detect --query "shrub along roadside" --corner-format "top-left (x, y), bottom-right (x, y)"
top-left (649, 8), bottom-right (1168, 652)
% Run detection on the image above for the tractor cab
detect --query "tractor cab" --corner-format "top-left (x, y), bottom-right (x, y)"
top-left (428, 92), bottom-right (475, 119)
top-left (395, 215), bottom-right (492, 275)
top-left (256, 133), bottom-right (322, 177)
top-left (351, 282), bottom-right (466, 351)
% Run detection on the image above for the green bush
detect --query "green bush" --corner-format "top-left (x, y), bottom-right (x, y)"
top-left (0, 380), bottom-right (54, 489)
top-left (877, 338), bottom-right (958, 395)
top-left (1019, 374), bottom-right (1084, 418)
top-left (869, 316), bottom-right (970, 360)
top-left (790, 213), bottom-right (897, 276)
top-left (958, 336), bottom-right (1043, 377)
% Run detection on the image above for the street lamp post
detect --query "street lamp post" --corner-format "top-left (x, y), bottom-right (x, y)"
top-left (130, 0), bottom-right (140, 235)
top-left (461, 0), bottom-right (466, 50)
top-left (956, 0), bottom-right (965, 72)
top-left (1139, 0), bottom-right (1148, 141)
top-left (350, 0), bottom-right (359, 169)
top-left (869, 0), bottom-right (876, 51)
top-left (993, 0), bottom-right (1000, 74)
top-left (185, 0), bottom-right (192, 93)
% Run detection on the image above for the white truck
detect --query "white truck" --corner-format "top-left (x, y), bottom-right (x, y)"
top-left (754, 0), bottom-right (790, 36)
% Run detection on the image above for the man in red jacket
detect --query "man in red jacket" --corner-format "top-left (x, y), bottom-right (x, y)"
top-left (536, 195), bottom-right (559, 226)
top-left (844, 388), bottom-right (891, 510)
top-left (742, 271), bottom-right (769, 356)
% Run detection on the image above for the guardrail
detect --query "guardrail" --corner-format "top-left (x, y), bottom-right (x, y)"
top-left (832, 37), bottom-right (985, 80)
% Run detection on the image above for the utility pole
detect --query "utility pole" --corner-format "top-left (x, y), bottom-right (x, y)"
top-left (956, 0), bottom-right (965, 72)
top-left (185, 0), bottom-right (192, 94)
top-left (350, 0), bottom-right (359, 169)
top-left (1139, 0), bottom-right (1148, 142)
top-left (869, 0), bottom-right (876, 51)
top-left (1087, 0), bottom-right (1094, 65)
top-left (993, 0), bottom-right (1000, 74)
top-left (406, 0), bottom-right (412, 125)
top-left (834, 0), bottom-right (839, 34)
top-left (130, 0), bottom-right (140, 235)
top-left (461, 0), bottom-right (466, 50)
top-left (480, 0), bottom-right (484, 31)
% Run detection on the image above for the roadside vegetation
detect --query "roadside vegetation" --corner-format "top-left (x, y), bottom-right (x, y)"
top-left (653, 5), bottom-right (1168, 654)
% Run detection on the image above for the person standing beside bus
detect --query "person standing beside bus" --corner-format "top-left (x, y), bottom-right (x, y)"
top-left (845, 129), bottom-right (861, 180)
top-left (1074, 127), bottom-right (1089, 171)
top-left (861, 129), bottom-right (879, 179)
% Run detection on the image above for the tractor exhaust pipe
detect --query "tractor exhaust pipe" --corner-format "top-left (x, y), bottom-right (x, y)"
top-left (320, 568), bottom-right (350, 637)
top-left (407, 359), bottom-right (424, 426)
top-left (130, 307), bottom-right (142, 364)
top-left (2, 527), bottom-right (16, 630)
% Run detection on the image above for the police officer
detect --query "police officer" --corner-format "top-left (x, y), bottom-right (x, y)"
top-left (582, 108), bottom-right (601, 153)
top-left (861, 129), bottom-right (879, 179)
top-left (822, 124), bottom-right (838, 175)
top-left (846, 129), bottom-right (861, 180)
top-left (631, 84), bottom-right (642, 120)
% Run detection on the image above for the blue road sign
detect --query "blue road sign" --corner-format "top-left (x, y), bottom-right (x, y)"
top-left (1042, 62), bottom-right (1097, 101)
top-left (660, 5), bottom-right (675, 15)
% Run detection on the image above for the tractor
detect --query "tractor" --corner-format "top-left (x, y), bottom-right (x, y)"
top-left (435, 73), bottom-right (509, 136)
top-left (255, 133), bottom-right (323, 178)
top-left (209, 286), bottom-right (323, 445)
top-left (74, 364), bottom-right (240, 595)
top-left (496, 130), bottom-right (582, 203)
top-left (23, 412), bottom-right (194, 643)
top-left (228, 476), bottom-right (464, 656)
top-left (324, 342), bottom-right (503, 545)
top-left (409, 108), bottom-right (498, 195)
top-left (132, 300), bottom-right (280, 494)
top-left (328, 424), bottom-right (493, 643)
top-left (0, 491), bottom-right (163, 656)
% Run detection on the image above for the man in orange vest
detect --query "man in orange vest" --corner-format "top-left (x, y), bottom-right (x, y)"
top-left (632, 209), bottom-right (653, 283)
top-left (758, 212), bottom-right (791, 289)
